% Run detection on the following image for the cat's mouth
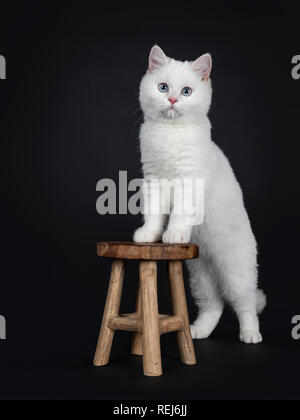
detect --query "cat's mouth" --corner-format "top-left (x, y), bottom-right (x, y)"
top-left (160, 104), bottom-right (184, 119)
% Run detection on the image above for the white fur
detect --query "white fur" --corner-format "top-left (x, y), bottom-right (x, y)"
top-left (134, 46), bottom-right (266, 344)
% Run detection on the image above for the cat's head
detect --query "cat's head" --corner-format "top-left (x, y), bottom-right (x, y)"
top-left (139, 45), bottom-right (212, 122)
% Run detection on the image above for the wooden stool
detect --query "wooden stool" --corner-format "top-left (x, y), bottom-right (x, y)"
top-left (93, 242), bottom-right (199, 376)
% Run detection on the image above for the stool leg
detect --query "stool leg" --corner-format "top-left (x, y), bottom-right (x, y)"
top-left (93, 259), bottom-right (125, 367)
top-left (131, 284), bottom-right (143, 356)
top-left (140, 261), bottom-right (162, 376)
top-left (168, 260), bottom-right (197, 365)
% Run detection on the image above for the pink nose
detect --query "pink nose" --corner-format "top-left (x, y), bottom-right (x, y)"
top-left (168, 97), bottom-right (178, 105)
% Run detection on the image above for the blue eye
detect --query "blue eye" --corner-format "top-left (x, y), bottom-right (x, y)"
top-left (182, 87), bottom-right (192, 96)
top-left (158, 83), bottom-right (169, 93)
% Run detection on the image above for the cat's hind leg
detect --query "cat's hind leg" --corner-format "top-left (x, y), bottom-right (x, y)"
top-left (216, 244), bottom-right (262, 344)
top-left (187, 257), bottom-right (224, 340)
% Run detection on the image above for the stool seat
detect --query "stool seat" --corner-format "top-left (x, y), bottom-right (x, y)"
top-left (97, 241), bottom-right (199, 260)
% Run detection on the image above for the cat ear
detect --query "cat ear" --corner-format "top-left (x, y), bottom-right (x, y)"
top-left (148, 45), bottom-right (169, 72)
top-left (191, 54), bottom-right (212, 81)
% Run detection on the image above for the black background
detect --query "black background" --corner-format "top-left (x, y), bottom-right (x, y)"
top-left (0, 1), bottom-right (300, 400)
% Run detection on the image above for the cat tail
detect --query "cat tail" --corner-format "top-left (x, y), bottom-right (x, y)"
top-left (256, 289), bottom-right (267, 314)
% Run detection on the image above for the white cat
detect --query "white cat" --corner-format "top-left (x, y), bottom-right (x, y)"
top-left (133, 45), bottom-right (266, 344)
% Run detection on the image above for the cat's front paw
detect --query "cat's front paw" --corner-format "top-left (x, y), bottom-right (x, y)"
top-left (240, 330), bottom-right (263, 344)
top-left (162, 230), bottom-right (190, 244)
top-left (133, 227), bottom-right (162, 243)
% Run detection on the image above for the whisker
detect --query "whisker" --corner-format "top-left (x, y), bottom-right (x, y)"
top-left (131, 114), bottom-right (144, 136)
top-left (132, 107), bottom-right (143, 117)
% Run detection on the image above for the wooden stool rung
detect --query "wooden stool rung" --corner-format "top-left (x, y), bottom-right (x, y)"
top-left (160, 315), bottom-right (184, 335)
top-left (109, 316), bottom-right (141, 332)
top-left (110, 313), bottom-right (184, 336)
top-left (122, 313), bottom-right (172, 320)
